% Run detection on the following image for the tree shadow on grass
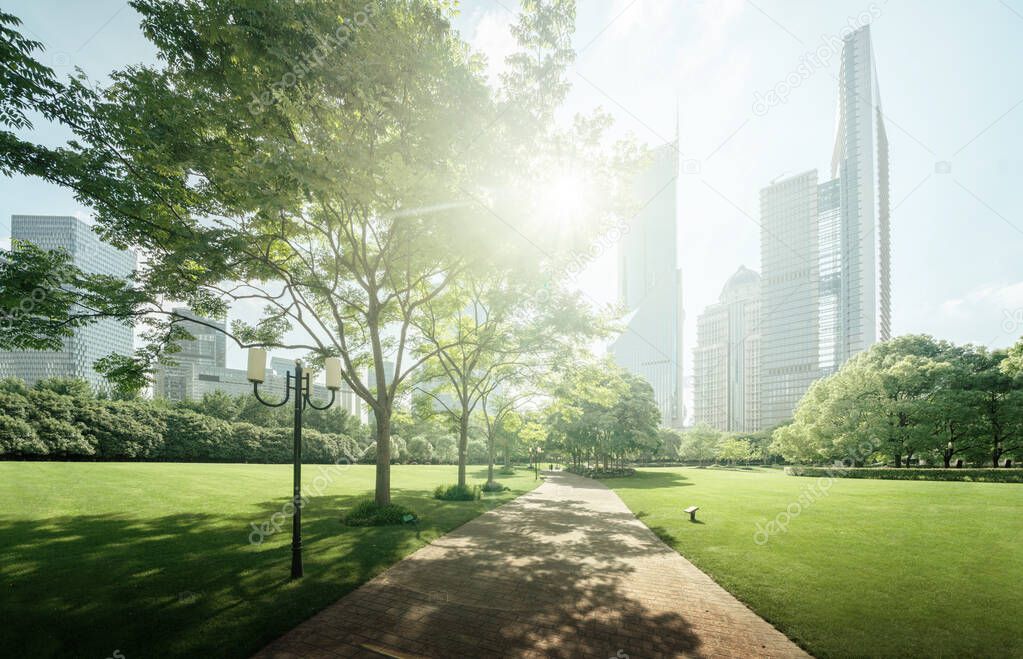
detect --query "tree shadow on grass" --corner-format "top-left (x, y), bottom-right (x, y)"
top-left (598, 468), bottom-right (694, 489)
top-left (0, 488), bottom-right (495, 659)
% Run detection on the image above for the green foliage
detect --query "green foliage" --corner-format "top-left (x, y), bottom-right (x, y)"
top-left (481, 480), bottom-right (508, 492)
top-left (716, 436), bottom-right (755, 464)
top-left (341, 499), bottom-right (419, 527)
top-left (432, 483), bottom-right (482, 501)
top-left (0, 0), bottom-right (629, 509)
top-left (564, 465), bottom-right (635, 478)
top-left (774, 335), bottom-right (1023, 468)
top-left (784, 466), bottom-right (1023, 482)
top-left (0, 377), bottom-right (358, 463)
top-left (677, 424), bottom-right (721, 464)
top-left (546, 355), bottom-right (660, 468)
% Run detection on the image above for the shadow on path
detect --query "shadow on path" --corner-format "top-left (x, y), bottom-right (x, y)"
top-left (255, 472), bottom-right (809, 659)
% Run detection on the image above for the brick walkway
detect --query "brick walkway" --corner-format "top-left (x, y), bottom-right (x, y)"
top-left (254, 471), bottom-right (809, 658)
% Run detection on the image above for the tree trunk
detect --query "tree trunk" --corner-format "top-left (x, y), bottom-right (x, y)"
top-left (894, 453), bottom-right (902, 468)
top-left (486, 430), bottom-right (496, 485)
top-left (374, 409), bottom-right (391, 506)
top-left (457, 410), bottom-right (469, 487)
top-left (943, 452), bottom-right (951, 469)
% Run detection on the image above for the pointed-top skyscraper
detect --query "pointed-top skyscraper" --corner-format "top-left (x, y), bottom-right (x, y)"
top-left (760, 24), bottom-right (891, 427)
top-left (831, 24), bottom-right (891, 361)
top-left (609, 136), bottom-right (685, 428)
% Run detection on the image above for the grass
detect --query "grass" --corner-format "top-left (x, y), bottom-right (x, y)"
top-left (604, 467), bottom-right (1023, 658)
top-left (0, 463), bottom-right (538, 658)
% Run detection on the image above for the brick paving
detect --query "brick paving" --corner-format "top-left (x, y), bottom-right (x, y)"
top-left (253, 471), bottom-right (810, 658)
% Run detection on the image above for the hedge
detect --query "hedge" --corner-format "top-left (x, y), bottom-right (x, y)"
top-left (564, 465), bottom-right (636, 479)
top-left (784, 466), bottom-right (1023, 483)
top-left (0, 391), bottom-right (360, 464)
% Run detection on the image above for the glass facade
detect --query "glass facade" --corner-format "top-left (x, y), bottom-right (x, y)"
top-left (0, 215), bottom-right (135, 389)
top-left (694, 266), bottom-right (760, 432)
top-left (609, 141), bottom-right (685, 428)
top-left (759, 25), bottom-right (891, 427)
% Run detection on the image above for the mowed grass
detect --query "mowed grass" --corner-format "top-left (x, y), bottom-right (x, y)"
top-left (0, 463), bottom-right (539, 658)
top-left (606, 467), bottom-right (1023, 658)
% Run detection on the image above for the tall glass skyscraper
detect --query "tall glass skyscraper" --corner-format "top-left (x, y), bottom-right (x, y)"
top-left (0, 215), bottom-right (135, 389)
top-left (609, 141), bottom-right (685, 428)
top-left (759, 25), bottom-right (891, 427)
top-left (831, 24), bottom-right (892, 358)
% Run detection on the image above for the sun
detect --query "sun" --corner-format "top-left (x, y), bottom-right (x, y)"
top-left (539, 171), bottom-right (587, 226)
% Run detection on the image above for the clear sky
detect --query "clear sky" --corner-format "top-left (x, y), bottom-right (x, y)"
top-left (4, 0), bottom-right (1023, 415)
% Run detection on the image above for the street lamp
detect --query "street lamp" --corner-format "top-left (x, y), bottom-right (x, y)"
top-left (247, 348), bottom-right (343, 579)
top-left (530, 446), bottom-right (542, 480)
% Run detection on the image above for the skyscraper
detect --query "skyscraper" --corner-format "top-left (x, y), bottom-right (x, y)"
top-left (153, 307), bottom-right (228, 400)
top-left (759, 25), bottom-right (891, 427)
top-left (0, 215), bottom-right (135, 389)
top-left (759, 171), bottom-right (822, 427)
top-left (831, 24), bottom-right (892, 358)
top-left (609, 141), bottom-right (685, 428)
top-left (693, 266), bottom-right (761, 432)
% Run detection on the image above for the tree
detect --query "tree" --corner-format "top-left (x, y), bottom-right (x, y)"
top-left (479, 382), bottom-right (533, 485)
top-left (1, 1), bottom-right (507, 504)
top-left (405, 435), bottom-right (434, 464)
top-left (1, 1), bottom-right (631, 502)
top-left (654, 427), bottom-right (683, 461)
top-left (717, 436), bottom-right (754, 465)
top-left (678, 424), bottom-right (720, 465)
top-left (546, 356), bottom-right (659, 470)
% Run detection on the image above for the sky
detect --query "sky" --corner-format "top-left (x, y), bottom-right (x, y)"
top-left (3, 0), bottom-right (1023, 415)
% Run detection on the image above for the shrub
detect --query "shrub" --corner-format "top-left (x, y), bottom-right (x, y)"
top-left (564, 465), bottom-right (635, 478)
top-left (160, 410), bottom-right (232, 461)
top-left (433, 483), bottom-right (482, 501)
top-left (87, 400), bottom-right (166, 459)
top-left (497, 465), bottom-right (516, 475)
top-left (341, 499), bottom-right (418, 526)
top-left (481, 480), bottom-right (508, 492)
top-left (784, 466), bottom-right (1023, 483)
top-left (0, 414), bottom-right (46, 456)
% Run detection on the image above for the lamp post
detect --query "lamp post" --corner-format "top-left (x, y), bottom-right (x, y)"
top-left (247, 348), bottom-right (343, 579)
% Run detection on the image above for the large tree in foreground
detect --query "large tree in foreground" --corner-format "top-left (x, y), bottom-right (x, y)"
top-left (0, 1), bottom-right (531, 504)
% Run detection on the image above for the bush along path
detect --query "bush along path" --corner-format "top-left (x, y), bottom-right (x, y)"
top-left (254, 471), bottom-right (808, 658)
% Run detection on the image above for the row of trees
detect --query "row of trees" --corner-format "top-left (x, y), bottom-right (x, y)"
top-left (544, 357), bottom-right (661, 470)
top-left (773, 335), bottom-right (1023, 467)
top-left (0, 1), bottom-right (644, 502)
top-left (660, 424), bottom-right (777, 466)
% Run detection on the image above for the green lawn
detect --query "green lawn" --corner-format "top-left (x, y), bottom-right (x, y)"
top-left (605, 467), bottom-right (1023, 658)
top-left (0, 463), bottom-right (538, 658)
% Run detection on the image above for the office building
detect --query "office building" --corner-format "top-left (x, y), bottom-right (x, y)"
top-left (759, 172), bottom-right (822, 426)
top-left (609, 140), bottom-right (685, 428)
top-left (153, 308), bottom-right (363, 419)
top-left (0, 215), bottom-right (134, 389)
top-left (693, 266), bottom-right (761, 432)
top-left (759, 25), bottom-right (891, 427)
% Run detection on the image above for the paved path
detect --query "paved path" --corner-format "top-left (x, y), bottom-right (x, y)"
top-left (254, 471), bottom-right (809, 659)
